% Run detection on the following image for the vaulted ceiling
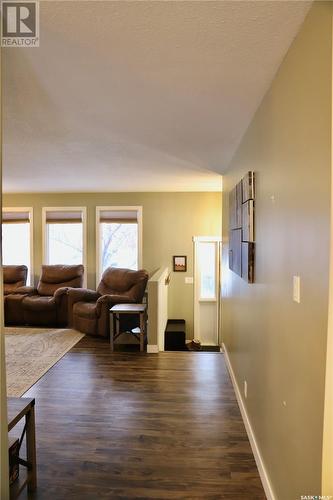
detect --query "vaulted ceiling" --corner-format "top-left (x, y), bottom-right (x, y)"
top-left (3, 0), bottom-right (311, 192)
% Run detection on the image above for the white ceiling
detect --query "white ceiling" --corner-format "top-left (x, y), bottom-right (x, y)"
top-left (3, 0), bottom-right (311, 193)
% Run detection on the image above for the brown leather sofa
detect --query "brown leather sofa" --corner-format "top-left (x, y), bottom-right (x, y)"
top-left (21, 265), bottom-right (84, 327)
top-left (68, 267), bottom-right (148, 337)
top-left (4, 265), bottom-right (29, 325)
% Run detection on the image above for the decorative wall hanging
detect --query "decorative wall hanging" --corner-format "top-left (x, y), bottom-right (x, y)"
top-left (173, 256), bottom-right (187, 272)
top-left (229, 171), bottom-right (255, 283)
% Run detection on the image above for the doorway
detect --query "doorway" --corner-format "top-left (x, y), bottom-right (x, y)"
top-left (193, 237), bottom-right (221, 346)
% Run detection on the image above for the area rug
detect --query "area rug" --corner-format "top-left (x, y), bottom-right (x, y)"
top-left (5, 327), bottom-right (85, 397)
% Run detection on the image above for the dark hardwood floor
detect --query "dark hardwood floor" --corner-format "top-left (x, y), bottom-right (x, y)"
top-left (18, 337), bottom-right (265, 499)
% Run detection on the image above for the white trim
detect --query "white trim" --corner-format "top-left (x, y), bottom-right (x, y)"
top-left (223, 343), bottom-right (276, 500)
top-left (193, 236), bottom-right (222, 242)
top-left (147, 344), bottom-right (159, 353)
top-left (193, 237), bottom-right (220, 344)
top-left (2, 207), bottom-right (34, 286)
top-left (147, 267), bottom-right (169, 351)
top-left (42, 207), bottom-right (87, 287)
top-left (95, 206), bottom-right (143, 287)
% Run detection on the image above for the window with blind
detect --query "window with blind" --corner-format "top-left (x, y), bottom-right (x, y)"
top-left (97, 207), bottom-right (141, 278)
top-left (43, 208), bottom-right (86, 266)
top-left (2, 208), bottom-right (33, 284)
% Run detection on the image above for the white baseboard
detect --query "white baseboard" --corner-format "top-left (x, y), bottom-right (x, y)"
top-left (222, 343), bottom-right (275, 500)
top-left (147, 344), bottom-right (159, 353)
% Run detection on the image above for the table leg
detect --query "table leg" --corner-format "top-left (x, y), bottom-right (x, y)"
top-left (111, 313), bottom-right (115, 352)
top-left (145, 310), bottom-right (148, 345)
top-left (26, 406), bottom-right (37, 492)
top-left (139, 312), bottom-right (144, 352)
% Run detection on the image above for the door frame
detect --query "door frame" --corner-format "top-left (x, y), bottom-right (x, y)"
top-left (193, 236), bottom-right (222, 345)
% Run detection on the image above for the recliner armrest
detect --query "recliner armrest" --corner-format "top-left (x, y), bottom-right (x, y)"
top-left (54, 287), bottom-right (70, 303)
top-left (96, 294), bottom-right (135, 316)
top-left (12, 286), bottom-right (37, 295)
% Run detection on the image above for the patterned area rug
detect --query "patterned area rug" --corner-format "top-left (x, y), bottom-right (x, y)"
top-left (5, 327), bottom-right (85, 397)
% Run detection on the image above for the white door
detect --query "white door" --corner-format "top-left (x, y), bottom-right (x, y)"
top-left (193, 237), bottom-right (221, 346)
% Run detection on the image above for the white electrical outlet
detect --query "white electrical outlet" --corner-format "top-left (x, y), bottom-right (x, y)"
top-left (185, 277), bottom-right (193, 284)
top-left (244, 380), bottom-right (248, 399)
top-left (293, 276), bottom-right (301, 303)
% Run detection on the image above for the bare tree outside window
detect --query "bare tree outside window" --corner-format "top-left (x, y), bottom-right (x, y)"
top-left (101, 223), bottom-right (138, 272)
top-left (47, 223), bottom-right (83, 264)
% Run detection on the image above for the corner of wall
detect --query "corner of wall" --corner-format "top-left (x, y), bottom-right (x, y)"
top-left (321, 7), bottom-right (333, 496)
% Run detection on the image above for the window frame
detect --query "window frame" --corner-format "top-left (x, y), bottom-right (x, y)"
top-left (96, 206), bottom-right (143, 287)
top-left (2, 207), bottom-right (34, 286)
top-left (42, 206), bottom-right (87, 286)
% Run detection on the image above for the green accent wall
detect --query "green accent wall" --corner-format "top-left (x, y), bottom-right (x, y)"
top-left (4, 191), bottom-right (222, 339)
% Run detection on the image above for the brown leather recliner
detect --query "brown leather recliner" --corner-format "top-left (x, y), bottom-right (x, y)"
top-left (22, 265), bottom-right (84, 327)
top-left (4, 265), bottom-right (29, 325)
top-left (3, 265), bottom-right (28, 294)
top-left (68, 267), bottom-right (148, 338)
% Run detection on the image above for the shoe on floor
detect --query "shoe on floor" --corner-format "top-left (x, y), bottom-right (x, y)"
top-left (187, 339), bottom-right (201, 351)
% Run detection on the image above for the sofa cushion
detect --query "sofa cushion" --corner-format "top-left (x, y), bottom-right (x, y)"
top-left (37, 265), bottom-right (84, 296)
top-left (5, 283), bottom-right (25, 295)
top-left (23, 295), bottom-right (56, 312)
top-left (23, 296), bottom-right (57, 326)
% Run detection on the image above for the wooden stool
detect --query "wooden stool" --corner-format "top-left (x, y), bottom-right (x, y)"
top-left (110, 304), bottom-right (147, 352)
top-left (7, 397), bottom-right (37, 498)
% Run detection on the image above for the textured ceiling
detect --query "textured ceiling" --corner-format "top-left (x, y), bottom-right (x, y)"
top-left (3, 0), bottom-right (311, 193)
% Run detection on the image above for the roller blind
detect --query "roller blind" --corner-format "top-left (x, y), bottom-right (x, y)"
top-left (46, 210), bottom-right (83, 224)
top-left (99, 210), bottom-right (138, 224)
top-left (2, 211), bottom-right (30, 224)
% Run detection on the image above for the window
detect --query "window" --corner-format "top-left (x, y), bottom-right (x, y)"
top-left (96, 207), bottom-right (142, 283)
top-left (43, 208), bottom-right (86, 278)
top-left (198, 241), bottom-right (216, 300)
top-left (2, 208), bottom-right (33, 284)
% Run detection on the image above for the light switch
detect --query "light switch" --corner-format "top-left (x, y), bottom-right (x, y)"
top-left (185, 277), bottom-right (194, 284)
top-left (293, 276), bottom-right (301, 303)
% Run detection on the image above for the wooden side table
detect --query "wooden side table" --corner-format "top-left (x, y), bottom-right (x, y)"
top-left (7, 397), bottom-right (37, 499)
top-left (110, 303), bottom-right (147, 352)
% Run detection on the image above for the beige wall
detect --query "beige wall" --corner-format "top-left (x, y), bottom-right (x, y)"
top-left (322, 12), bottom-right (333, 496)
top-left (0, 46), bottom-right (10, 499)
top-left (3, 192), bottom-right (221, 339)
top-left (222, 3), bottom-right (332, 499)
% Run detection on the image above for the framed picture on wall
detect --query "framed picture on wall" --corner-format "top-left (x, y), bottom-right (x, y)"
top-left (173, 255), bottom-right (187, 272)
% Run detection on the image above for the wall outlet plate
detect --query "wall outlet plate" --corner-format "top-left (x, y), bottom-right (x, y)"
top-left (185, 277), bottom-right (194, 284)
top-left (293, 275), bottom-right (301, 303)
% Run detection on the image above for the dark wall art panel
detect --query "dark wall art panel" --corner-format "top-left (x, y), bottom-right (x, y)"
top-left (229, 172), bottom-right (255, 283)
